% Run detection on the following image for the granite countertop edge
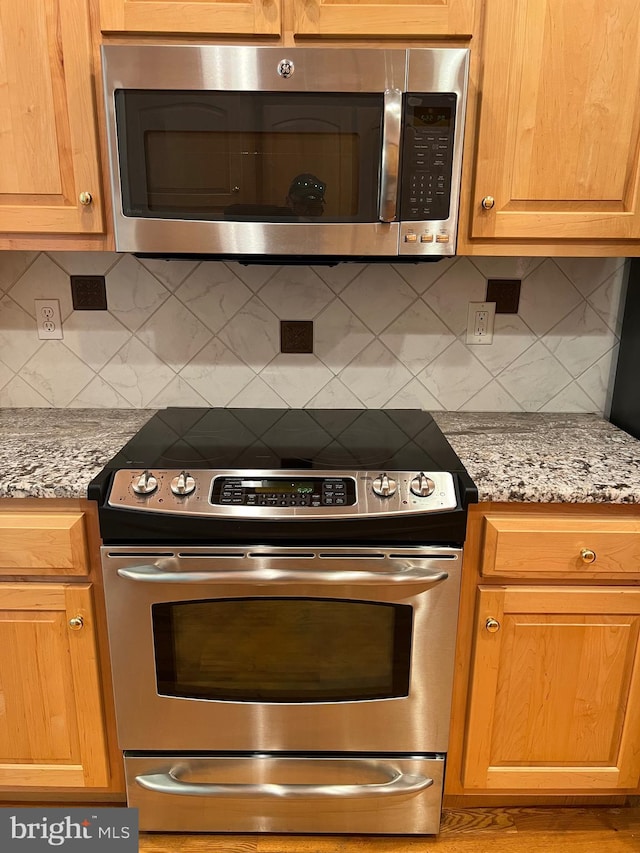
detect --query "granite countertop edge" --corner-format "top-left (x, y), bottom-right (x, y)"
top-left (0, 409), bottom-right (639, 505)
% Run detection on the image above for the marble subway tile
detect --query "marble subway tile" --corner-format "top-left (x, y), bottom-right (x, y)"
top-left (0, 251), bottom-right (626, 414)
top-left (416, 340), bottom-right (493, 410)
top-left (518, 260), bottom-right (582, 336)
top-left (137, 296), bottom-right (212, 371)
top-left (314, 300), bottom-right (375, 371)
top-left (106, 255), bottom-right (169, 332)
top-left (175, 262), bottom-right (253, 333)
top-left (339, 340), bottom-right (413, 407)
top-left (260, 353), bottom-right (334, 407)
top-left (497, 341), bottom-right (573, 411)
top-left (20, 342), bottom-right (95, 407)
top-left (100, 338), bottom-right (176, 407)
top-left (257, 267), bottom-right (334, 319)
top-left (340, 265), bottom-right (416, 334)
top-left (218, 297), bottom-right (280, 371)
top-left (422, 258), bottom-right (487, 335)
top-left (179, 338), bottom-right (256, 406)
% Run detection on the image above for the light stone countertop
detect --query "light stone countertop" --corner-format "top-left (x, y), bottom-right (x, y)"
top-left (432, 411), bottom-right (640, 504)
top-left (0, 408), bottom-right (155, 498)
top-left (0, 409), bottom-right (639, 504)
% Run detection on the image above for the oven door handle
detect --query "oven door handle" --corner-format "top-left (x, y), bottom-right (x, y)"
top-left (134, 763), bottom-right (434, 799)
top-left (378, 88), bottom-right (402, 223)
top-left (116, 565), bottom-right (448, 585)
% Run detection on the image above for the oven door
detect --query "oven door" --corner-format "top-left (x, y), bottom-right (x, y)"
top-left (101, 545), bottom-right (462, 753)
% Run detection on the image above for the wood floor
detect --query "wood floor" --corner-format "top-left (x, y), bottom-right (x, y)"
top-left (138, 804), bottom-right (640, 852)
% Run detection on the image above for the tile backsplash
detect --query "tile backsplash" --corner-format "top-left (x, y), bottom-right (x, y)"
top-left (0, 252), bottom-right (627, 412)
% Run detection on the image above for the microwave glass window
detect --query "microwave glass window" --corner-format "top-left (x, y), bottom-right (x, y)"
top-left (116, 91), bottom-right (383, 223)
top-left (152, 597), bottom-right (412, 702)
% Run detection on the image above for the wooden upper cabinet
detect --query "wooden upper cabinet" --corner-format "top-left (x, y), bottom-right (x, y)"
top-left (0, 0), bottom-right (103, 234)
top-left (99, 0), bottom-right (282, 35)
top-left (471, 0), bottom-right (640, 240)
top-left (293, 0), bottom-right (475, 37)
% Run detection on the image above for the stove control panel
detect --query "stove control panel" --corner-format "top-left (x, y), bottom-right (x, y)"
top-left (107, 469), bottom-right (458, 518)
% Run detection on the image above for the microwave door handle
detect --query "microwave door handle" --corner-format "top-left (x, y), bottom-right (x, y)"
top-left (116, 564), bottom-right (448, 586)
top-left (378, 88), bottom-right (402, 223)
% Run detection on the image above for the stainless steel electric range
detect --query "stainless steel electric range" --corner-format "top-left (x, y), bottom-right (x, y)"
top-left (89, 408), bottom-right (477, 835)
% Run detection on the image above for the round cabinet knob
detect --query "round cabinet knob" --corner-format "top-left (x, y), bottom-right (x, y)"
top-left (69, 616), bottom-right (84, 631)
top-left (79, 191), bottom-right (93, 206)
top-left (372, 473), bottom-right (397, 498)
top-left (132, 470), bottom-right (158, 495)
top-left (170, 471), bottom-right (196, 497)
top-left (481, 195), bottom-right (495, 210)
top-left (485, 617), bottom-right (500, 633)
top-left (410, 472), bottom-right (435, 498)
top-left (580, 548), bottom-right (596, 564)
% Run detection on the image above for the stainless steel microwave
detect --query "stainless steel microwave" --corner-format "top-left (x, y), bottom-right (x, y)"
top-left (101, 45), bottom-right (469, 262)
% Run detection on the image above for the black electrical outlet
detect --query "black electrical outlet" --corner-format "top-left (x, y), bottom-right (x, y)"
top-left (486, 278), bottom-right (521, 314)
top-left (70, 275), bottom-right (107, 310)
top-left (280, 320), bottom-right (313, 353)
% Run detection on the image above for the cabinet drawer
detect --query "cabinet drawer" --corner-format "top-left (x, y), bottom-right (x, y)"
top-left (481, 514), bottom-right (640, 579)
top-left (0, 512), bottom-right (89, 576)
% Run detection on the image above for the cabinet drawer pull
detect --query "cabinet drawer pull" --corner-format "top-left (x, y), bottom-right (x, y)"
top-left (79, 191), bottom-right (93, 206)
top-left (580, 548), bottom-right (596, 564)
top-left (68, 616), bottom-right (84, 630)
top-left (485, 617), bottom-right (500, 633)
top-left (481, 195), bottom-right (495, 210)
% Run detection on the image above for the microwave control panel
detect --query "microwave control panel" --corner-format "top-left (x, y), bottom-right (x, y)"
top-left (400, 93), bottom-right (457, 224)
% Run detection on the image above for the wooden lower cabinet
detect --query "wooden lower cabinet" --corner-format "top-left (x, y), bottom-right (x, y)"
top-left (447, 504), bottom-right (640, 803)
top-left (0, 583), bottom-right (111, 789)
top-left (463, 585), bottom-right (640, 792)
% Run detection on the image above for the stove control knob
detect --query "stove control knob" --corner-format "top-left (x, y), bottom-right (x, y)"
top-left (372, 473), bottom-right (397, 498)
top-left (410, 472), bottom-right (436, 497)
top-left (132, 470), bottom-right (158, 495)
top-left (170, 471), bottom-right (196, 497)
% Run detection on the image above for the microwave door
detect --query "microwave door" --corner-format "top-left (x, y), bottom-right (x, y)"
top-left (379, 89), bottom-right (402, 224)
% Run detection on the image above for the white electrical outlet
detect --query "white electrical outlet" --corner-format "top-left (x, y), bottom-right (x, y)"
top-left (466, 301), bottom-right (496, 345)
top-left (35, 299), bottom-right (63, 340)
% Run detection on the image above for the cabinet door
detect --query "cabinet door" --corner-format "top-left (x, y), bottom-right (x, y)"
top-left (0, 0), bottom-right (103, 234)
top-left (0, 584), bottom-right (110, 789)
top-left (293, 0), bottom-right (474, 36)
top-left (471, 0), bottom-right (640, 240)
top-left (463, 586), bottom-right (640, 791)
top-left (100, 0), bottom-right (281, 35)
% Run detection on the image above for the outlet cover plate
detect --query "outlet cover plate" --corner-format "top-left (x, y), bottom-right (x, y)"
top-left (466, 301), bottom-right (495, 345)
top-left (35, 298), bottom-right (63, 340)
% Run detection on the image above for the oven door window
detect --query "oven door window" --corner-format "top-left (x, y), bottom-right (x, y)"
top-left (152, 597), bottom-right (412, 702)
top-left (115, 91), bottom-right (382, 223)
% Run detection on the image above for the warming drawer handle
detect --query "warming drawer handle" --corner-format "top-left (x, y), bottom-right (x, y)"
top-left (134, 766), bottom-right (433, 800)
top-left (116, 565), bottom-right (449, 585)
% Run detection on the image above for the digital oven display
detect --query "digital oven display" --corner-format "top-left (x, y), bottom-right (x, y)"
top-left (211, 476), bottom-right (357, 507)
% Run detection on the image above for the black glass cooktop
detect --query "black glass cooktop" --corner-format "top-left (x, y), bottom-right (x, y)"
top-left (104, 407), bottom-right (466, 473)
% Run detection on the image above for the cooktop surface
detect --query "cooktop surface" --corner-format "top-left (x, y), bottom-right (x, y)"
top-left (104, 407), bottom-right (466, 473)
top-left (90, 408), bottom-right (476, 545)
